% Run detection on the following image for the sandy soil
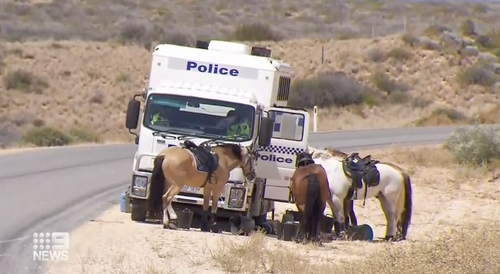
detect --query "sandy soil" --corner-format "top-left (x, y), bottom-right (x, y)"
top-left (42, 145), bottom-right (500, 274)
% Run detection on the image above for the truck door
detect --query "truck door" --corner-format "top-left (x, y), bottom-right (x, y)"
top-left (256, 107), bottom-right (310, 202)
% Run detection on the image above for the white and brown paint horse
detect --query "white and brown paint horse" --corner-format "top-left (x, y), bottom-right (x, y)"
top-left (311, 147), bottom-right (413, 241)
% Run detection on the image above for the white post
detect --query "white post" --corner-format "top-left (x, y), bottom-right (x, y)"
top-left (313, 106), bottom-right (318, 132)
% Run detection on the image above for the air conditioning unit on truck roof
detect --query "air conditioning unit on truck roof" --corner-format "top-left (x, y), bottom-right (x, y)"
top-left (124, 39), bottom-right (311, 232)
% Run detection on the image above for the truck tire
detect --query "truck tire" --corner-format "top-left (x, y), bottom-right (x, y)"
top-left (131, 199), bottom-right (147, 222)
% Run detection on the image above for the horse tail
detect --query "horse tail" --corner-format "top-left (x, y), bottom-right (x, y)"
top-left (304, 174), bottom-right (322, 234)
top-left (147, 155), bottom-right (166, 215)
top-left (401, 172), bottom-right (413, 240)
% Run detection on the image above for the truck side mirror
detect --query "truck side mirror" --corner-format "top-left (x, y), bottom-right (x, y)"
top-left (126, 99), bottom-right (141, 129)
top-left (258, 117), bottom-right (274, 147)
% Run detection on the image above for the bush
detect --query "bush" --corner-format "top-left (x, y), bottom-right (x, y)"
top-left (365, 47), bottom-right (387, 63)
top-left (288, 72), bottom-right (368, 108)
top-left (387, 91), bottom-right (410, 104)
top-left (22, 126), bottom-right (71, 147)
top-left (445, 123), bottom-right (500, 166)
top-left (432, 107), bottom-right (467, 121)
top-left (424, 24), bottom-right (451, 38)
top-left (401, 33), bottom-right (419, 46)
top-left (3, 70), bottom-right (49, 93)
top-left (475, 35), bottom-right (497, 49)
top-left (370, 70), bottom-right (409, 94)
top-left (387, 47), bottom-right (413, 61)
top-left (460, 19), bottom-right (476, 36)
top-left (232, 23), bottom-right (282, 42)
top-left (419, 37), bottom-right (441, 51)
top-left (68, 128), bottom-right (101, 143)
top-left (457, 65), bottom-right (498, 87)
top-left (118, 21), bottom-right (149, 44)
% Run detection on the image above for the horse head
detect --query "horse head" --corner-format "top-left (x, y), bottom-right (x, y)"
top-left (237, 145), bottom-right (257, 182)
top-left (295, 151), bottom-right (315, 168)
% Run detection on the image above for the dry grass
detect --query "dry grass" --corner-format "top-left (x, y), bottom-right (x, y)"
top-left (43, 145), bottom-right (500, 274)
top-left (1, 0), bottom-right (500, 146)
top-left (1, 0), bottom-right (499, 41)
top-left (1, 37), bottom-right (499, 144)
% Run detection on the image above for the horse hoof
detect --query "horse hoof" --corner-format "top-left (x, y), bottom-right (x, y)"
top-left (163, 224), bottom-right (168, 229)
top-left (210, 223), bottom-right (222, 233)
top-left (168, 223), bottom-right (178, 230)
top-left (201, 222), bottom-right (210, 232)
top-left (384, 235), bottom-right (394, 242)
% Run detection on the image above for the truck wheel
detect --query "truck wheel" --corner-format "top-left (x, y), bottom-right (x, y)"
top-left (131, 199), bottom-right (147, 222)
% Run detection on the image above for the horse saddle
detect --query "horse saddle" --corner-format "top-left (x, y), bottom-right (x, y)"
top-left (182, 141), bottom-right (219, 177)
top-left (342, 153), bottom-right (380, 189)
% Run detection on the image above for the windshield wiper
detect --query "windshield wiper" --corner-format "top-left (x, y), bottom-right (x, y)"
top-left (152, 130), bottom-right (178, 140)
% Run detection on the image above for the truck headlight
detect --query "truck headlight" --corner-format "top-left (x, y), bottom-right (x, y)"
top-left (131, 176), bottom-right (148, 197)
top-left (227, 186), bottom-right (246, 209)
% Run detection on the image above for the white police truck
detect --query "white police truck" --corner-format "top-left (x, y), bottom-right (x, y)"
top-left (125, 39), bottom-right (310, 229)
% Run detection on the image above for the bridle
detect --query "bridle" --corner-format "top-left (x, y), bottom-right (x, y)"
top-left (240, 146), bottom-right (257, 181)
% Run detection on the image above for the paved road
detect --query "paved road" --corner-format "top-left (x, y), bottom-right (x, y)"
top-left (0, 125), bottom-right (469, 273)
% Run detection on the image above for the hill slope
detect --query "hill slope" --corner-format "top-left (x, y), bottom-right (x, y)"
top-left (0, 0), bottom-right (500, 147)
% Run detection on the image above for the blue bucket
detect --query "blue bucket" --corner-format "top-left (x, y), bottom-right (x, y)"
top-left (120, 192), bottom-right (126, 212)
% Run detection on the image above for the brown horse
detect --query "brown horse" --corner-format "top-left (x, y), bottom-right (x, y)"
top-left (147, 140), bottom-right (257, 232)
top-left (290, 151), bottom-right (331, 244)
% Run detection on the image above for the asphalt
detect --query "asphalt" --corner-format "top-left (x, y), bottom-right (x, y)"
top-left (0, 125), bottom-right (470, 274)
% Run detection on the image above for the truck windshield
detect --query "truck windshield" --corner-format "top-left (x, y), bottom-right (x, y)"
top-left (143, 94), bottom-right (256, 142)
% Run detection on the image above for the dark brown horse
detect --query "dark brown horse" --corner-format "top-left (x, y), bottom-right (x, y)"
top-left (290, 151), bottom-right (331, 244)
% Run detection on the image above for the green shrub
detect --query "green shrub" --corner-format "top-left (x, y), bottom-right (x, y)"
top-left (387, 47), bottom-right (413, 61)
top-left (457, 65), bottom-right (498, 87)
top-left (288, 72), bottom-right (369, 108)
top-left (232, 23), bottom-right (282, 42)
top-left (491, 48), bottom-right (500, 58)
top-left (475, 35), bottom-right (498, 49)
top-left (460, 19), bottom-right (476, 36)
top-left (68, 128), bottom-right (101, 143)
top-left (445, 124), bottom-right (500, 166)
top-left (163, 32), bottom-right (195, 47)
top-left (366, 47), bottom-right (387, 63)
top-left (401, 33), bottom-right (419, 46)
top-left (387, 91), bottom-right (411, 104)
top-left (22, 126), bottom-right (71, 147)
top-left (3, 70), bottom-right (49, 93)
top-left (431, 107), bottom-right (467, 122)
top-left (370, 70), bottom-right (409, 94)
top-left (420, 37), bottom-right (441, 51)
top-left (423, 24), bottom-right (451, 38)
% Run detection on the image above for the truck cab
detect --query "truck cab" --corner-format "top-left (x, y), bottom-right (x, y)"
top-left (125, 40), bottom-right (310, 227)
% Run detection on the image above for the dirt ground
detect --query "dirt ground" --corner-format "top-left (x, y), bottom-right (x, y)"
top-left (43, 145), bottom-right (500, 274)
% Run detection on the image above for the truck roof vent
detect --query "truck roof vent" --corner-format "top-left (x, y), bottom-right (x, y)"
top-left (251, 47), bottom-right (271, 58)
top-left (195, 40), bottom-right (209, 50)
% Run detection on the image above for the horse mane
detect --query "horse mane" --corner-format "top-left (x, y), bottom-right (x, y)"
top-left (216, 143), bottom-right (243, 161)
top-left (309, 146), bottom-right (346, 160)
top-left (325, 147), bottom-right (348, 158)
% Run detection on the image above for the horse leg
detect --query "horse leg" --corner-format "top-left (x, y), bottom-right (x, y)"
top-left (162, 184), bottom-right (182, 229)
top-left (377, 193), bottom-right (397, 241)
top-left (327, 198), bottom-right (341, 235)
top-left (330, 194), bottom-right (347, 239)
top-left (201, 186), bottom-right (211, 232)
top-left (209, 187), bottom-right (224, 233)
top-left (348, 200), bottom-right (358, 227)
